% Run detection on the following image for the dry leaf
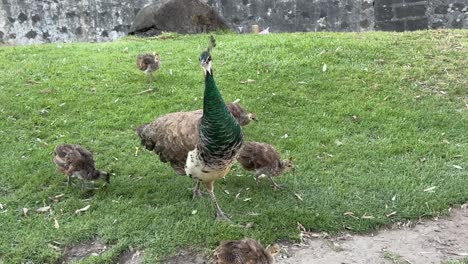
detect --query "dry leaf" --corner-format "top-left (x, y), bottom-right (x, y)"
top-left (391, 195), bottom-right (396, 201)
top-left (344, 212), bottom-right (359, 219)
top-left (232, 98), bottom-right (241, 104)
top-left (297, 81), bottom-right (307, 84)
top-left (297, 222), bottom-right (306, 232)
top-left (0, 203), bottom-right (3, 210)
top-left (386, 211), bottom-right (397, 217)
top-left (74, 205), bottom-right (90, 215)
top-left (224, 190), bottom-right (230, 195)
top-left (361, 213), bottom-right (374, 219)
top-left (22, 208), bottom-right (29, 216)
top-left (235, 193), bottom-right (241, 199)
top-left (335, 140), bottom-right (343, 146)
top-left (322, 64), bottom-right (327, 72)
top-left (54, 218), bottom-right (60, 229)
top-left (453, 165), bottom-right (463, 170)
top-left (134, 147), bottom-right (139, 157)
top-left (243, 198), bottom-right (252, 202)
top-left (240, 79), bottom-right (256, 84)
top-left (191, 210), bottom-right (197, 215)
top-left (36, 206), bottom-right (51, 213)
top-left (136, 88), bottom-right (154, 95)
top-left (48, 244), bottom-right (61, 251)
top-left (281, 134), bottom-right (289, 139)
top-left (54, 194), bottom-right (65, 200)
top-left (424, 186), bottom-right (437, 192)
top-left (294, 193), bottom-right (303, 201)
top-left (245, 222), bottom-right (254, 229)
top-left (169, 69), bottom-right (173, 75)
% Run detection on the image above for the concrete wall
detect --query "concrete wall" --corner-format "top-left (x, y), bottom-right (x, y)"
top-left (0, 0), bottom-right (467, 45)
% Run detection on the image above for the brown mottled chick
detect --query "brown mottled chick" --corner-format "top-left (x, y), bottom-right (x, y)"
top-left (226, 102), bottom-right (257, 126)
top-left (237, 141), bottom-right (294, 190)
top-left (53, 144), bottom-right (110, 187)
top-left (137, 52), bottom-right (161, 82)
top-left (211, 238), bottom-right (280, 264)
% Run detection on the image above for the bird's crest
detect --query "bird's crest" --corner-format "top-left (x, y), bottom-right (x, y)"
top-left (207, 35), bottom-right (216, 53)
top-left (200, 36), bottom-right (216, 75)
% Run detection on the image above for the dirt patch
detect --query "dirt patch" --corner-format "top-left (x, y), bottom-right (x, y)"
top-left (61, 238), bottom-right (108, 263)
top-left (162, 249), bottom-right (208, 264)
top-left (167, 205), bottom-right (467, 263)
top-left (279, 205), bottom-right (468, 264)
top-left (117, 248), bottom-right (144, 264)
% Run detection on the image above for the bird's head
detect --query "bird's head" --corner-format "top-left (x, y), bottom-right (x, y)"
top-left (247, 112), bottom-right (258, 122)
top-left (282, 157), bottom-right (295, 172)
top-left (98, 170), bottom-right (110, 184)
top-left (266, 243), bottom-right (281, 256)
top-left (199, 51), bottom-right (212, 75)
top-left (153, 52), bottom-right (161, 61)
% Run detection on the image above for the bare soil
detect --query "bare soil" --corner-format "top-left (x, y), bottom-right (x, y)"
top-left (61, 205), bottom-right (468, 263)
top-left (164, 204), bottom-right (468, 264)
top-left (61, 239), bottom-right (107, 263)
top-left (117, 248), bottom-right (145, 264)
top-left (279, 204), bottom-right (468, 264)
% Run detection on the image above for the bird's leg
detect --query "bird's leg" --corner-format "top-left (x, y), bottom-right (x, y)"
top-left (67, 175), bottom-right (72, 186)
top-left (267, 175), bottom-right (283, 190)
top-left (205, 181), bottom-right (230, 222)
top-left (148, 73), bottom-right (154, 88)
top-left (192, 180), bottom-right (203, 199)
top-left (254, 171), bottom-right (262, 186)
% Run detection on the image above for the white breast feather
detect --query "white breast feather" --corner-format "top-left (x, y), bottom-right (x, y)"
top-left (185, 149), bottom-right (226, 182)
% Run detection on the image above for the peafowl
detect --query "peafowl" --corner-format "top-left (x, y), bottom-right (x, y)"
top-left (226, 102), bottom-right (257, 126)
top-left (136, 52), bottom-right (160, 84)
top-left (136, 101), bottom-right (253, 176)
top-left (184, 38), bottom-right (244, 221)
top-left (211, 238), bottom-right (280, 264)
top-left (237, 141), bottom-right (294, 190)
top-left (136, 36), bottom-right (243, 220)
top-left (52, 144), bottom-right (109, 187)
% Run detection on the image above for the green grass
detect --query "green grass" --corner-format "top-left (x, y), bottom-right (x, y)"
top-left (0, 30), bottom-right (467, 263)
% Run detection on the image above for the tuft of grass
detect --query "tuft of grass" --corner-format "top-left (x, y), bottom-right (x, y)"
top-left (0, 30), bottom-right (467, 263)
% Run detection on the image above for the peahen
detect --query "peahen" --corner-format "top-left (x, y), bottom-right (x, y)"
top-left (136, 36), bottom-right (243, 220)
top-left (211, 238), bottom-right (280, 264)
top-left (185, 38), bottom-right (244, 221)
top-left (136, 101), bottom-right (253, 176)
top-left (52, 144), bottom-right (110, 187)
top-left (237, 141), bottom-right (294, 190)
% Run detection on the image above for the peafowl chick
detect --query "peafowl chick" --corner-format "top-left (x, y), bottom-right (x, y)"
top-left (211, 238), bottom-right (280, 264)
top-left (226, 102), bottom-right (257, 126)
top-left (237, 141), bottom-right (294, 190)
top-left (52, 144), bottom-right (110, 187)
top-left (136, 52), bottom-right (160, 83)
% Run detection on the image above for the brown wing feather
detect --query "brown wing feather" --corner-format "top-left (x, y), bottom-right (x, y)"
top-left (212, 238), bottom-right (272, 264)
top-left (137, 54), bottom-right (160, 72)
top-left (53, 144), bottom-right (96, 176)
top-left (237, 142), bottom-right (281, 172)
top-left (137, 111), bottom-right (202, 174)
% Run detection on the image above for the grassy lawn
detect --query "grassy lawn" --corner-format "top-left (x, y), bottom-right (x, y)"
top-left (0, 30), bottom-right (467, 263)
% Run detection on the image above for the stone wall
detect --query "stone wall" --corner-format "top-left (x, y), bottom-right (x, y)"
top-left (0, 0), bottom-right (467, 45)
top-left (375, 0), bottom-right (468, 31)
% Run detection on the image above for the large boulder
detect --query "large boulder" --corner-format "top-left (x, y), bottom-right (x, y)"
top-left (130, 0), bottom-right (231, 36)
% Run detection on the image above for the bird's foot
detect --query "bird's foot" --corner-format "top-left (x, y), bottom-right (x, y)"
top-left (215, 212), bottom-right (232, 222)
top-left (272, 183), bottom-right (284, 191)
top-left (192, 188), bottom-right (203, 199)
